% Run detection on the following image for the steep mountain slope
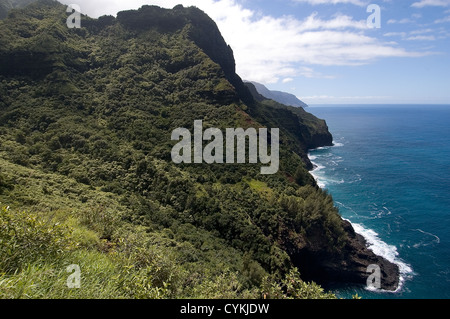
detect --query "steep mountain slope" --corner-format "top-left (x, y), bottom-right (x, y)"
top-left (0, 0), bottom-right (399, 297)
top-left (245, 81), bottom-right (309, 108)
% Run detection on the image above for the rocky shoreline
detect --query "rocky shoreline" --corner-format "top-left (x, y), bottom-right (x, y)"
top-left (291, 218), bottom-right (400, 291)
top-left (301, 141), bottom-right (400, 291)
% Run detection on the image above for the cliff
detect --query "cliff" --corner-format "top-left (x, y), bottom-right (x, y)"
top-left (290, 220), bottom-right (399, 291)
top-left (245, 81), bottom-right (309, 108)
top-left (0, 0), bottom-right (399, 296)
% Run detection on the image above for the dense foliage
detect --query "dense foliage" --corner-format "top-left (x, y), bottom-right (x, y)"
top-left (0, 0), bottom-right (344, 299)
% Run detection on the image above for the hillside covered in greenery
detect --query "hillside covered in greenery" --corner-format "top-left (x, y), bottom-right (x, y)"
top-left (0, 0), bottom-right (399, 298)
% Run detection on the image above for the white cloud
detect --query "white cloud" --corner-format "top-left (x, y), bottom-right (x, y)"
top-left (411, 0), bottom-right (450, 8)
top-left (407, 35), bottom-right (436, 41)
top-left (383, 32), bottom-right (407, 37)
top-left (387, 18), bottom-right (414, 24)
top-left (299, 12), bottom-right (368, 30)
top-left (384, 27), bottom-right (445, 42)
top-left (291, 0), bottom-right (368, 6)
top-left (198, 3), bottom-right (428, 83)
top-left (299, 67), bottom-right (336, 79)
top-left (59, 0), bottom-right (431, 84)
top-left (435, 15), bottom-right (450, 23)
top-left (410, 28), bottom-right (434, 34)
top-left (282, 77), bottom-right (294, 83)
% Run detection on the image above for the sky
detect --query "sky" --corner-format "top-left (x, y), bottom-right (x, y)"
top-left (59, 0), bottom-right (450, 104)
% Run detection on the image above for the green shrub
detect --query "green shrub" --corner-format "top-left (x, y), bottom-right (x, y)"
top-left (190, 271), bottom-right (259, 299)
top-left (0, 173), bottom-right (13, 194)
top-left (282, 268), bottom-right (337, 299)
top-left (260, 268), bottom-right (337, 300)
top-left (77, 205), bottom-right (122, 240)
top-left (0, 204), bottom-right (73, 273)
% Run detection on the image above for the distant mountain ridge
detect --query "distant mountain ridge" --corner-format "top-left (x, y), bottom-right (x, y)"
top-left (245, 81), bottom-right (308, 108)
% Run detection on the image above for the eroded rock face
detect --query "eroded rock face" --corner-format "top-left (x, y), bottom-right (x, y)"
top-left (292, 220), bottom-right (400, 291)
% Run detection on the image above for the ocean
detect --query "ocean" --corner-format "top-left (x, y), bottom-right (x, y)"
top-left (307, 105), bottom-right (450, 299)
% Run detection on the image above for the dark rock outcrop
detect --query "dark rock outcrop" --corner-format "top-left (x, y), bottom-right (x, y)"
top-left (291, 220), bottom-right (400, 291)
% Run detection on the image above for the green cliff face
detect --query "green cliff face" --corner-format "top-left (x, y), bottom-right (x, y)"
top-left (0, 1), bottom-right (398, 298)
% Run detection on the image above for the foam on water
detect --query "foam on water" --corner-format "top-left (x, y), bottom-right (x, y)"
top-left (308, 144), bottom-right (414, 294)
top-left (310, 159), bottom-right (327, 188)
top-left (350, 221), bottom-right (414, 292)
top-left (309, 154), bottom-right (345, 188)
top-left (306, 105), bottom-right (450, 298)
top-left (411, 229), bottom-right (441, 248)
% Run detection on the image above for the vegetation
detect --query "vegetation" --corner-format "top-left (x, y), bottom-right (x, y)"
top-left (0, 1), bottom-right (344, 299)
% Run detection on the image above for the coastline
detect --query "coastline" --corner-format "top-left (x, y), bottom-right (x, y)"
top-left (349, 221), bottom-right (413, 293)
top-left (307, 143), bottom-right (411, 293)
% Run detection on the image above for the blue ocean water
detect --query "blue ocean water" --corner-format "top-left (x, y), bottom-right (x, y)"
top-left (307, 105), bottom-right (450, 299)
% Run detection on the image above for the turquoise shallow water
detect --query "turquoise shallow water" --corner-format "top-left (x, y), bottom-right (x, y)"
top-left (307, 105), bottom-right (450, 299)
